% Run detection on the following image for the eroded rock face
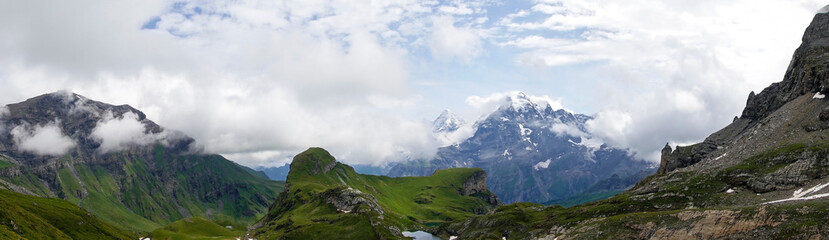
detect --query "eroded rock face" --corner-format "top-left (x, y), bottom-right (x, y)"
top-left (657, 141), bottom-right (718, 174)
top-left (460, 170), bottom-right (501, 205)
top-left (638, 207), bottom-right (783, 240)
top-left (321, 187), bottom-right (384, 215)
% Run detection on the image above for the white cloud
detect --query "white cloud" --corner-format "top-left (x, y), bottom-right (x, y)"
top-left (586, 110), bottom-right (632, 145)
top-left (428, 15), bottom-right (484, 62)
top-left (550, 122), bottom-right (585, 137)
top-left (0, 0), bottom-right (825, 166)
top-left (11, 121), bottom-right (76, 156)
top-left (0, 0), bottom-right (482, 167)
top-left (465, 91), bottom-right (567, 119)
top-left (434, 124), bottom-right (476, 147)
top-left (90, 111), bottom-right (173, 153)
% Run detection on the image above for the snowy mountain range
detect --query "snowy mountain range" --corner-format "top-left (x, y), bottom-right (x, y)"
top-left (390, 92), bottom-right (655, 204)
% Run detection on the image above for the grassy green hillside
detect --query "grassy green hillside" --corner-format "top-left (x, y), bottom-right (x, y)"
top-left (149, 217), bottom-right (246, 240)
top-left (0, 188), bottom-right (135, 239)
top-left (252, 148), bottom-right (500, 239)
top-left (0, 145), bottom-right (285, 233)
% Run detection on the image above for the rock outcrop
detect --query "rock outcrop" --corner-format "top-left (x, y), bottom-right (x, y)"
top-left (321, 187), bottom-right (385, 215)
top-left (460, 170), bottom-right (501, 205)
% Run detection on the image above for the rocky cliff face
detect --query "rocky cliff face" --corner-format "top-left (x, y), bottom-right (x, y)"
top-left (460, 170), bottom-right (501, 205)
top-left (743, 13), bottom-right (829, 121)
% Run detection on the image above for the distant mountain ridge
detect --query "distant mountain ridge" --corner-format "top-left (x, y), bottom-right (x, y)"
top-left (0, 92), bottom-right (284, 232)
top-left (390, 92), bottom-right (654, 204)
top-left (257, 163), bottom-right (389, 181)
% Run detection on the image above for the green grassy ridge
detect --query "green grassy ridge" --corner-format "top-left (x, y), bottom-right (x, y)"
top-left (0, 188), bottom-right (135, 239)
top-left (254, 147), bottom-right (499, 239)
top-left (149, 216), bottom-right (246, 240)
top-left (4, 145), bottom-right (286, 233)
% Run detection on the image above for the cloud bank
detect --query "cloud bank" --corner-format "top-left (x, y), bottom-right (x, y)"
top-left (10, 121), bottom-right (76, 156)
top-left (0, 0), bottom-right (825, 166)
top-left (91, 111), bottom-right (173, 153)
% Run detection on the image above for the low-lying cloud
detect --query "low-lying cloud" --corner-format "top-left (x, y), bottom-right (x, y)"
top-left (91, 111), bottom-right (170, 153)
top-left (10, 121), bottom-right (76, 156)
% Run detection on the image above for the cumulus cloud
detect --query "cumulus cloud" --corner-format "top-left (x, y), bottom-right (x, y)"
top-left (0, 0), bottom-right (825, 166)
top-left (90, 111), bottom-right (170, 153)
top-left (0, 0), bottom-right (472, 167)
top-left (428, 15), bottom-right (484, 62)
top-left (11, 121), bottom-right (76, 156)
top-left (434, 124), bottom-right (476, 147)
top-left (465, 91), bottom-right (567, 118)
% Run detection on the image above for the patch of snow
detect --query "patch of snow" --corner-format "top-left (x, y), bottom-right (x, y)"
top-left (764, 181), bottom-right (829, 204)
top-left (225, 225), bottom-right (233, 229)
top-left (713, 153), bottom-right (727, 161)
top-left (338, 209), bottom-right (352, 213)
top-left (525, 146), bottom-right (532, 151)
top-left (533, 159), bottom-right (552, 171)
top-left (726, 188), bottom-right (736, 194)
top-left (814, 92), bottom-right (826, 99)
top-left (450, 236), bottom-right (458, 240)
top-left (518, 124), bottom-right (532, 136)
top-left (500, 117), bottom-right (510, 122)
top-left (502, 149), bottom-right (510, 156)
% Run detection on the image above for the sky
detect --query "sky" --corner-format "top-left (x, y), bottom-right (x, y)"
top-left (0, 0), bottom-right (826, 167)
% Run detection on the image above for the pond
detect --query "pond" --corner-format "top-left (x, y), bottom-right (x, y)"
top-left (402, 231), bottom-right (442, 240)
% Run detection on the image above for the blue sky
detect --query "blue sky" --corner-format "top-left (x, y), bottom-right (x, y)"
top-left (0, 0), bottom-right (826, 166)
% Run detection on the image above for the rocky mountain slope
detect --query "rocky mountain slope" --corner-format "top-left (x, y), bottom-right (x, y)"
top-left (0, 92), bottom-right (284, 232)
top-left (434, 11), bottom-right (829, 240)
top-left (252, 148), bottom-right (499, 239)
top-left (389, 92), bottom-right (654, 204)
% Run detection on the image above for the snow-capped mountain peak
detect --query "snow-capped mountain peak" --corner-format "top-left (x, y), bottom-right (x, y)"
top-left (433, 109), bottom-right (466, 133)
top-left (502, 91), bottom-right (539, 113)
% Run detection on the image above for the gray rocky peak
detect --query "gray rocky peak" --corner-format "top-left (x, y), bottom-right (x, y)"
top-left (433, 109), bottom-right (465, 133)
top-left (742, 12), bottom-right (829, 120)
